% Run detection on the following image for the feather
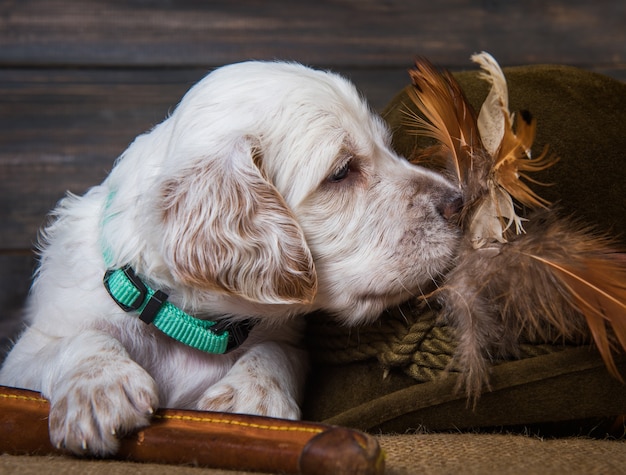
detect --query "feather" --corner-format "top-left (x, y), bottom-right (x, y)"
top-left (405, 53), bottom-right (626, 399)
top-left (439, 213), bottom-right (626, 398)
top-left (406, 56), bottom-right (558, 247)
top-left (493, 110), bottom-right (558, 210)
top-left (469, 188), bottom-right (522, 247)
top-left (471, 52), bottom-right (510, 156)
top-left (524, 244), bottom-right (626, 381)
top-left (472, 51), bottom-right (559, 228)
top-left (405, 59), bottom-right (480, 189)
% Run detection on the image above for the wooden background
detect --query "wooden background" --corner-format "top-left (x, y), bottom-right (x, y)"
top-left (1, 0), bottom-right (625, 353)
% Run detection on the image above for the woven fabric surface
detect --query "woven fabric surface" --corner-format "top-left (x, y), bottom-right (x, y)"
top-left (3, 433), bottom-right (626, 475)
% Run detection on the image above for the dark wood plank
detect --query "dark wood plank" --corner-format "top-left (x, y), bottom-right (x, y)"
top-left (0, 254), bottom-right (34, 359)
top-left (0, 68), bottom-right (197, 250)
top-left (1, 0), bottom-right (624, 75)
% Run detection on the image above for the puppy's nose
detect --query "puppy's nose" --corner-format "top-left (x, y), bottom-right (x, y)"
top-left (438, 195), bottom-right (464, 221)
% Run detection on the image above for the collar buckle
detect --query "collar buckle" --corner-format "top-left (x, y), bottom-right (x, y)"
top-left (212, 320), bottom-right (256, 352)
top-left (104, 265), bottom-right (148, 312)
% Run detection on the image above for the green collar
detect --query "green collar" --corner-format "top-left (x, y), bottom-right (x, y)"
top-left (103, 266), bottom-right (252, 354)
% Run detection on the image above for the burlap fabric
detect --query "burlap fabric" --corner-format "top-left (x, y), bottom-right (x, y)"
top-left (3, 433), bottom-right (626, 474)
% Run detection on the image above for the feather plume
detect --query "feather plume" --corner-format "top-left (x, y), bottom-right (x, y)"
top-left (471, 52), bottom-right (510, 156)
top-left (440, 213), bottom-right (626, 399)
top-left (474, 52), bottom-right (558, 214)
top-left (404, 53), bottom-right (626, 400)
top-left (407, 53), bottom-right (558, 248)
top-left (523, 239), bottom-right (626, 381)
top-left (406, 59), bottom-right (480, 189)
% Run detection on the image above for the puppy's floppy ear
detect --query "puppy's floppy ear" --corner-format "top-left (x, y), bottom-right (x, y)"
top-left (159, 137), bottom-right (317, 305)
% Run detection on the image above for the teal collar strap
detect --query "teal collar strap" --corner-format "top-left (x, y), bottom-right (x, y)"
top-left (103, 266), bottom-right (252, 354)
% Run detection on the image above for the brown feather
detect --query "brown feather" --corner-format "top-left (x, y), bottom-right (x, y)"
top-left (492, 111), bottom-right (559, 209)
top-left (406, 59), bottom-right (482, 193)
top-left (405, 54), bottom-right (626, 399)
top-left (525, 245), bottom-right (626, 381)
top-left (438, 212), bottom-right (626, 398)
top-left (405, 57), bottom-right (557, 246)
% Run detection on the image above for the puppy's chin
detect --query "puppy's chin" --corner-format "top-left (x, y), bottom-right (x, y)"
top-left (337, 294), bottom-right (412, 326)
top-left (320, 236), bottom-right (460, 326)
top-left (313, 278), bottom-right (435, 327)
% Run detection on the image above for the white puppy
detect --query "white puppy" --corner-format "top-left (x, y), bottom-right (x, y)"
top-left (0, 61), bottom-right (461, 455)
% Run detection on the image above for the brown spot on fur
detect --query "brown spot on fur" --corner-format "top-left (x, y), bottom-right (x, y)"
top-left (159, 151), bottom-right (317, 304)
top-left (49, 396), bottom-right (69, 435)
top-left (201, 385), bottom-right (236, 411)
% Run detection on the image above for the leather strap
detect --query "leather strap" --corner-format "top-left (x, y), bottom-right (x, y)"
top-left (0, 385), bottom-right (384, 475)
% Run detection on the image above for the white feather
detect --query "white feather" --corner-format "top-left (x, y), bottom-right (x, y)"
top-left (471, 51), bottom-right (510, 156)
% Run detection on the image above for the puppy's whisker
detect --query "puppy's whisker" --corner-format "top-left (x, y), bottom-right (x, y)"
top-left (395, 304), bottom-right (409, 325)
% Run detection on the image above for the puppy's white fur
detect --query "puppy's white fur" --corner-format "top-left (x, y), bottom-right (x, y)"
top-left (0, 62), bottom-right (460, 455)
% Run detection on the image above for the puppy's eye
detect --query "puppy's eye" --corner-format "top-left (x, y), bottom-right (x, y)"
top-left (328, 161), bottom-right (351, 183)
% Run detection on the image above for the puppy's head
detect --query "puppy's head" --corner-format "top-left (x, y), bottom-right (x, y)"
top-left (119, 62), bottom-right (460, 322)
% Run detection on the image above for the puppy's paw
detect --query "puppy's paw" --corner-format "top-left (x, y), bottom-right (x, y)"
top-left (198, 375), bottom-right (301, 420)
top-left (49, 359), bottom-right (159, 456)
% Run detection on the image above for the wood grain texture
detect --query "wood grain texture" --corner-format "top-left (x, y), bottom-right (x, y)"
top-left (0, 254), bottom-right (34, 359)
top-left (0, 69), bottom-right (189, 248)
top-left (1, 0), bottom-right (624, 73)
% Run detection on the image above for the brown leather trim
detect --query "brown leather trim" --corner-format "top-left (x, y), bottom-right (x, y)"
top-left (0, 385), bottom-right (383, 474)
